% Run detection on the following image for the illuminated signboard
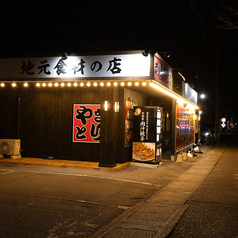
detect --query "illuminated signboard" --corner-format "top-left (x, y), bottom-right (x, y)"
top-left (72, 104), bottom-right (101, 143)
top-left (0, 54), bottom-right (150, 79)
top-left (182, 82), bottom-right (198, 105)
top-left (132, 106), bottom-right (163, 163)
top-left (154, 55), bottom-right (172, 89)
top-left (176, 104), bottom-right (195, 151)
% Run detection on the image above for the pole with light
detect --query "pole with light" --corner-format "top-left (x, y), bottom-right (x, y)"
top-left (199, 93), bottom-right (206, 115)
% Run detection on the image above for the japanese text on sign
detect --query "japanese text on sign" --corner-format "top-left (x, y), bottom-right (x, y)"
top-left (21, 57), bottom-right (122, 76)
top-left (140, 112), bottom-right (145, 141)
top-left (73, 104), bottom-right (101, 143)
top-left (146, 112), bottom-right (149, 140)
top-left (0, 54), bottom-right (151, 79)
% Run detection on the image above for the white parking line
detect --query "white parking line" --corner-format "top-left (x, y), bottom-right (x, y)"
top-left (28, 170), bottom-right (163, 186)
top-left (0, 168), bottom-right (162, 187)
top-left (0, 169), bottom-right (17, 175)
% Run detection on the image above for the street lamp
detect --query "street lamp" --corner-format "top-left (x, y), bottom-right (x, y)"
top-left (199, 94), bottom-right (206, 118)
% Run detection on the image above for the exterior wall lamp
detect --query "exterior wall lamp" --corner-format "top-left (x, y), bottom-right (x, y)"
top-left (62, 52), bottom-right (71, 60)
top-left (104, 101), bottom-right (109, 111)
top-left (142, 50), bottom-right (151, 57)
top-left (104, 101), bottom-right (119, 112)
top-left (114, 102), bottom-right (119, 112)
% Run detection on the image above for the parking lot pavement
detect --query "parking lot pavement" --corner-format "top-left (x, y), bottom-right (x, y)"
top-left (93, 144), bottom-right (225, 238)
top-left (0, 144), bottom-right (214, 237)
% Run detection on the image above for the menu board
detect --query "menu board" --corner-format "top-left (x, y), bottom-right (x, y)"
top-left (156, 108), bottom-right (162, 142)
top-left (176, 104), bottom-right (195, 151)
top-left (133, 106), bottom-right (163, 163)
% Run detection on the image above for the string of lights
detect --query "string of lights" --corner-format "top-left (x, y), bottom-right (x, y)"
top-left (0, 80), bottom-right (147, 88)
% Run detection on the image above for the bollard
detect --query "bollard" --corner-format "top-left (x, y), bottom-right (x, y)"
top-left (176, 154), bottom-right (183, 162)
top-left (182, 152), bottom-right (188, 161)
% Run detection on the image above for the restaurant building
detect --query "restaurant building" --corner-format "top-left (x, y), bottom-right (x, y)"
top-left (0, 50), bottom-right (199, 167)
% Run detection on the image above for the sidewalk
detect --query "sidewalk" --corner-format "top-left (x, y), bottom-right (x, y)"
top-left (0, 157), bottom-right (130, 171)
top-left (0, 145), bottom-right (210, 171)
top-left (90, 144), bottom-right (225, 238)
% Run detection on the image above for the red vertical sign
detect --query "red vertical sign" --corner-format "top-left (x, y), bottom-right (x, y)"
top-left (72, 104), bottom-right (101, 143)
top-left (154, 56), bottom-right (172, 88)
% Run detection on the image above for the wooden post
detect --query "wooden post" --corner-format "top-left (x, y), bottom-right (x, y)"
top-left (171, 98), bottom-right (176, 162)
top-left (99, 86), bottom-right (118, 167)
top-left (17, 97), bottom-right (21, 139)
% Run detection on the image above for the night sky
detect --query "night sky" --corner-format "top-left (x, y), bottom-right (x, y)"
top-left (1, 0), bottom-right (238, 122)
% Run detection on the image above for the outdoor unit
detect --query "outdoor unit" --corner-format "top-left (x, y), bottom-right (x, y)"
top-left (0, 139), bottom-right (21, 159)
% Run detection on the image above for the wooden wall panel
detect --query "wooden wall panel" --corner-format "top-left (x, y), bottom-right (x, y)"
top-left (0, 86), bottom-right (101, 161)
top-left (0, 85), bottom-right (150, 164)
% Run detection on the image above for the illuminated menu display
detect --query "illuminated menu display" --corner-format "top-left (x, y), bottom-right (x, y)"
top-left (176, 104), bottom-right (195, 151)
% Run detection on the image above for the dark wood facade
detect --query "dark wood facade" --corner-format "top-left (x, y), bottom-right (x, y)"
top-left (1, 84), bottom-right (167, 165)
top-left (1, 86), bottom-right (102, 161)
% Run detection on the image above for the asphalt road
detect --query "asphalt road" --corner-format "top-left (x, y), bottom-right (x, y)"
top-left (0, 155), bottom-right (199, 238)
top-left (168, 133), bottom-right (238, 238)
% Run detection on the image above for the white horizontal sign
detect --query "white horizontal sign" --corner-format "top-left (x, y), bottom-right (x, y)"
top-left (0, 54), bottom-right (151, 79)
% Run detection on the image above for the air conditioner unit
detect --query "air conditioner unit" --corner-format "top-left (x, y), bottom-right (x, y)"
top-left (0, 139), bottom-right (21, 159)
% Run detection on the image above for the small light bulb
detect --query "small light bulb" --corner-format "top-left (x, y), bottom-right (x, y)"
top-left (48, 82), bottom-right (52, 87)
top-left (24, 82), bottom-right (28, 87)
top-left (67, 82), bottom-right (71, 87)
top-left (114, 82), bottom-right (118, 86)
top-left (42, 83), bottom-right (46, 87)
top-left (120, 82), bottom-right (125, 86)
top-left (54, 82), bottom-right (59, 87)
top-left (128, 82), bottom-right (132, 86)
top-left (74, 82), bottom-right (78, 87)
top-left (12, 82), bottom-right (17, 87)
top-left (36, 83), bottom-right (41, 87)
top-left (1, 83), bottom-right (5, 87)
top-left (142, 81), bottom-right (146, 86)
top-left (61, 82), bottom-right (65, 87)
top-left (93, 82), bottom-right (98, 87)
top-left (80, 82), bottom-right (84, 87)
top-left (107, 82), bottom-right (111, 86)
top-left (100, 82), bottom-right (104, 86)
top-left (86, 82), bottom-right (91, 87)
top-left (135, 82), bottom-right (139, 86)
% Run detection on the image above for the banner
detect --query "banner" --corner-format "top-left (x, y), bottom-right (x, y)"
top-left (132, 106), bottom-right (163, 163)
top-left (72, 104), bottom-right (100, 143)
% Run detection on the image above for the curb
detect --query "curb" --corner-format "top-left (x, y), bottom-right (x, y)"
top-left (0, 158), bottom-right (131, 171)
top-left (89, 201), bottom-right (145, 238)
top-left (156, 204), bottom-right (189, 238)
